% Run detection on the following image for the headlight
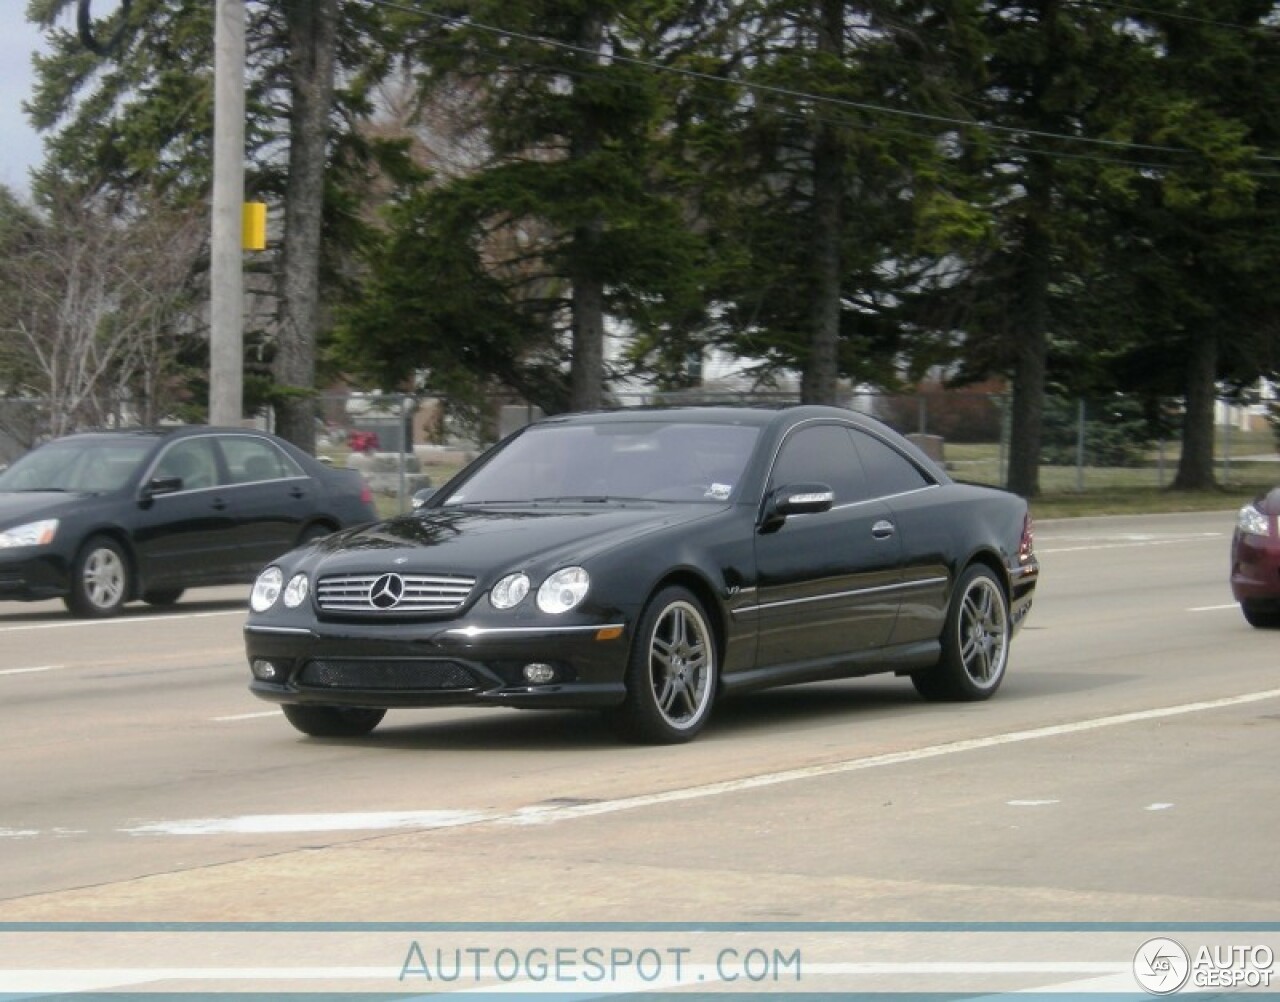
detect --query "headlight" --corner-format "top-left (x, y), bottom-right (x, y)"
top-left (1238, 504), bottom-right (1271, 538)
top-left (0, 519), bottom-right (58, 549)
top-left (490, 572), bottom-right (530, 610)
top-left (283, 573), bottom-right (309, 608)
top-left (250, 566), bottom-right (284, 612)
top-left (536, 566), bottom-right (590, 614)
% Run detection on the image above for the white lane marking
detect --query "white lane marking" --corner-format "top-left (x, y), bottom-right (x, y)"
top-left (1038, 533), bottom-right (1222, 555)
top-left (0, 828), bottom-right (39, 839)
top-left (1145, 803), bottom-right (1175, 811)
top-left (121, 809), bottom-right (497, 836)
top-left (0, 664), bottom-right (66, 676)
top-left (503, 688), bottom-right (1280, 827)
top-left (120, 688), bottom-right (1280, 838)
top-left (211, 710), bottom-right (279, 722)
top-left (1007, 799), bottom-right (1059, 807)
top-left (1189, 603), bottom-right (1238, 612)
top-left (0, 609), bottom-right (243, 634)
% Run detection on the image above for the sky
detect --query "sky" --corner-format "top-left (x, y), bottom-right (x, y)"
top-left (0, 7), bottom-right (48, 197)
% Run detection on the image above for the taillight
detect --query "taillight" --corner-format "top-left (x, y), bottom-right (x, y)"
top-left (360, 481), bottom-right (373, 505)
top-left (1019, 513), bottom-right (1035, 563)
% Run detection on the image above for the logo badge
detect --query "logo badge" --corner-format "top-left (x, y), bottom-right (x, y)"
top-left (369, 573), bottom-right (405, 609)
top-left (1134, 938), bottom-right (1191, 995)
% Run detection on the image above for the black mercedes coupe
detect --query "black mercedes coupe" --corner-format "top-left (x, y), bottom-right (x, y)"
top-left (245, 406), bottom-right (1038, 743)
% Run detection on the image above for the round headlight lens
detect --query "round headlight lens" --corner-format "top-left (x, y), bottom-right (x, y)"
top-left (250, 566), bottom-right (284, 612)
top-left (490, 572), bottom-right (530, 610)
top-left (282, 573), bottom-right (310, 608)
top-left (536, 566), bottom-right (590, 615)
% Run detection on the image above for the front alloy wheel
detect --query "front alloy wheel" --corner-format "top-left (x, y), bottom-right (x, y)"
top-left (614, 586), bottom-right (718, 744)
top-left (65, 536), bottom-right (130, 618)
top-left (913, 564), bottom-right (1010, 701)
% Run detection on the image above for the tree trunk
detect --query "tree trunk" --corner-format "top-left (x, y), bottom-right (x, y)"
top-left (800, 0), bottom-right (844, 406)
top-left (568, 9), bottom-right (607, 413)
top-left (1005, 176), bottom-right (1052, 499)
top-left (1171, 331), bottom-right (1218, 490)
top-left (273, 0), bottom-right (337, 454)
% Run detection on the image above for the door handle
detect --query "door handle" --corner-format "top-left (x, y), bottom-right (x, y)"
top-left (289, 487), bottom-right (306, 499)
top-left (871, 520), bottom-right (895, 539)
top-left (211, 497), bottom-right (227, 511)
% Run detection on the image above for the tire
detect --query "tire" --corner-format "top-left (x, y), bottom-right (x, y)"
top-left (612, 586), bottom-right (718, 744)
top-left (912, 564), bottom-right (1010, 702)
top-left (142, 588), bottom-right (185, 607)
top-left (1240, 600), bottom-right (1280, 628)
top-left (281, 704), bottom-right (386, 738)
top-left (64, 536), bottom-right (130, 618)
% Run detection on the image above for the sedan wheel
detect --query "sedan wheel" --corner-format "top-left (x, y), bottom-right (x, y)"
top-left (614, 586), bottom-right (717, 744)
top-left (65, 536), bottom-right (130, 618)
top-left (281, 704), bottom-right (386, 738)
top-left (913, 564), bottom-right (1010, 701)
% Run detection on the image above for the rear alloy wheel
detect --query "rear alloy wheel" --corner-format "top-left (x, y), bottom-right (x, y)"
top-left (281, 704), bottom-right (386, 738)
top-left (613, 586), bottom-right (717, 744)
top-left (1241, 600), bottom-right (1280, 628)
top-left (913, 564), bottom-right (1010, 702)
top-left (65, 536), bottom-right (130, 618)
top-left (142, 588), bottom-right (185, 607)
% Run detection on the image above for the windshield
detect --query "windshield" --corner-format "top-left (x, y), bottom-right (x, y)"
top-left (0, 438), bottom-right (153, 493)
top-left (445, 421), bottom-right (760, 505)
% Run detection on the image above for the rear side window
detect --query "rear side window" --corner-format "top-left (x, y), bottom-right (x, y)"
top-left (220, 436), bottom-right (303, 484)
top-left (852, 430), bottom-right (933, 497)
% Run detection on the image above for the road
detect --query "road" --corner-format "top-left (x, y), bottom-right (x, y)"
top-left (0, 510), bottom-right (1277, 993)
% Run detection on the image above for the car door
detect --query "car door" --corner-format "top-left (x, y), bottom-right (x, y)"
top-left (752, 422), bottom-right (904, 670)
top-left (849, 428), bottom-right (951, 646)
top-left (131, 436), bottom-right (238, 587)
top-left (214, 434), bottom-right (314, 572)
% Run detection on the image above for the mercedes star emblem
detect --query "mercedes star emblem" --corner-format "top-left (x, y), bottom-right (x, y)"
top-left (369, 573), bottom-right (405, 609)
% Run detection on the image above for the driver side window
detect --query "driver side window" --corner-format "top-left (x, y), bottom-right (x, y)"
top-left (154, 439), bottom-right (221, 492)
top-left (770, 425), bottom-right (868, 504)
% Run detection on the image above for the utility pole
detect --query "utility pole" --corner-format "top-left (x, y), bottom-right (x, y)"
top-left (209, 0), bottom-right (245, 426)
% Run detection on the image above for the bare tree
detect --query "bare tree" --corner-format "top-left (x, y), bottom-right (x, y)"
top-left (0, 189), bottom-right (204, 435)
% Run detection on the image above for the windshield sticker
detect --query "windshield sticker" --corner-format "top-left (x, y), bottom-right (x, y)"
top-left (705, 483), bottom-right (733, 500)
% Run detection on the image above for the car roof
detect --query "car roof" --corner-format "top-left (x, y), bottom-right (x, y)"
top-left (49, 426), bottom-right (269, 444)
top-left (537, 404), bottom-right (894, 432)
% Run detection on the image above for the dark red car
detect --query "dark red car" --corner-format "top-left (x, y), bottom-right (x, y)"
top-left (1231, 490), bottom-right (1280, 627)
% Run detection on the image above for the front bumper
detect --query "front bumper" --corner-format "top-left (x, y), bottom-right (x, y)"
top-left (0, 550), bottom-right (70, 602)
top-left (245, 617), bottom-right (631, 710)
top-left (1230, 530), bottom-right (1280, 602)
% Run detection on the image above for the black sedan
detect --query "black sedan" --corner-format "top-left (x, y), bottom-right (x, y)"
top-left (245, 406), bottom-right (1038, 744)
top-left (0, 426), bottom-right (377, 617)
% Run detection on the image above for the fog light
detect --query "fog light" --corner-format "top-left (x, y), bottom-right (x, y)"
top-left (522, 663), bottom-right (556, 684)
top-left (251, 658), bottom-right (280, 681)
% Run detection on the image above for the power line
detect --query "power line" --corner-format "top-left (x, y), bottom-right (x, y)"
top-left (367, 0), bottom-right (1280, 166)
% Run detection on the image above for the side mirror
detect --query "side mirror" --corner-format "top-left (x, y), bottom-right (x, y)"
top-left (760, 482), bottom-right (835, 532)
top-left (142, 476), bottom-right (183, 501)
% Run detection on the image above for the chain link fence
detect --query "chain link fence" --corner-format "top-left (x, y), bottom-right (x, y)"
top-left (2, 389), bottom-right (1276, 510)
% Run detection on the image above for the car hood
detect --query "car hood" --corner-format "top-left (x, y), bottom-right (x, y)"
top-left (0, 491), bottom-right (95, 527)
top-left (302, 502), bottom-right (721, 578)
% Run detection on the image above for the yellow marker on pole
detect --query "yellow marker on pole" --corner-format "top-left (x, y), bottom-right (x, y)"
top-left (242, 202), bottom-right (267, 251)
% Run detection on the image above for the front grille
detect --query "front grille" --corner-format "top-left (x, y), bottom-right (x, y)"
top-left (315, 572), bottom-right (475, 613)
top-left (298, 659), bottom-right (480, 691)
